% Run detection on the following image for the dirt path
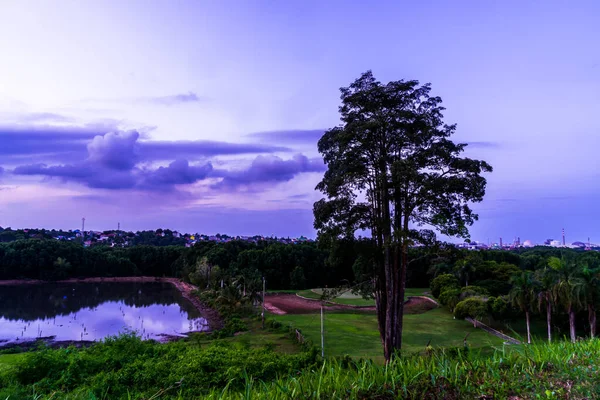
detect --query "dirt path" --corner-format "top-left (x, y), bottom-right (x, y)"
top-left (265, 294), bottom-right (437, 315)
top-left (0, 277), bottom-right (223, 330)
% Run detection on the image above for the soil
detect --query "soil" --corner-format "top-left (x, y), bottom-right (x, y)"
top-left (0, 277), bottom-right (223, 331)
top-left (264, 294), bottom-right (437, 315)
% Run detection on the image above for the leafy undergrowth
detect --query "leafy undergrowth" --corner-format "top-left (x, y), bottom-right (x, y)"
top-left (3, 337), bottom-right (600, 399)
top-left (0, 334), bottom-right (318, 400)
top-left (208, 340), bottom-right (600, 399)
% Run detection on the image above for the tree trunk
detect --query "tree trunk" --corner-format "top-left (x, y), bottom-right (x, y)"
top-left (569, 305), bottom-right (576, 343)
top-left (395, 241), bottom-right (408, 352)
top-left (546, 301), bottom-right (552, 343)
top-left (525, 310), bottom-right (531, 344)
top-left (589, 304), bottom-right (596, 339)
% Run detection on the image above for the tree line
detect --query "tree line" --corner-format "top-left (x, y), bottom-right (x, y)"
top-left (429, 247), bottom-right (600, 344)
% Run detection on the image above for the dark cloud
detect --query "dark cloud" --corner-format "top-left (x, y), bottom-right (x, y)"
top-left (212, 154), bottom-right (325, 190)
top-left (0, 124), bottom-right (291, 165)
top-left (0, 124), bottom-right (116, 162)
top-left (13, 163), bottom-right (137, 189)
top-left (139, 140), bottom-right (291, 160)
top-left (139, 159), bottom-right (213, 189)
top-left (246, 129), bottom-right (325, 144)
top-left (148, 92), bottom-right (204, 106)
top-left (86, 131), bottom-right (140, 170)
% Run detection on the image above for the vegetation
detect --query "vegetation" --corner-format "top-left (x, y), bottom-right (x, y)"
top-left (5, 335), bottom-right (600, 398)
top-left (274, 308), bottom-right (502, 361)
top-left (314, 71), bottom-right (492, 360)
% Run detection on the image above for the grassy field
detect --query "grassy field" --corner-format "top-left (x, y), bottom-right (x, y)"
top-left (273, 307), bottom-right (504, 362)
top-left (189, 319), bottom-right (301, 354)
top-left (0, 353), bottom-right (25, 373)
top-left (297, 287), bottom-right (431, 307)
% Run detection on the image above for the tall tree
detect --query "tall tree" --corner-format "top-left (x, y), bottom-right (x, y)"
top-left (579, 263), bottom-right (600, 338)
top-left (548, 256), bottom-right (583, 343)
top-left (509, 271), bottom-right (537, 344)
top-left (314, 71), bottom-right (492, 361)
top-left (535, 267), bottom-right (556, 343)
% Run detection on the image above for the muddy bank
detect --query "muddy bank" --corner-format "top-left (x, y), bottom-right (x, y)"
top-left (0, 277), bottom-right (223, 331)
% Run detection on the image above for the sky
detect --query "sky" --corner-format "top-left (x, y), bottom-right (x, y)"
top-left (0, 0), bottom-right (599, 243)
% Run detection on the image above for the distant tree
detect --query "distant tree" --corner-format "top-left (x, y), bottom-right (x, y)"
top-left (535, 267), bottom-right (556, 343)
top-left (579, 262), bottom-right (600, 338)
top-left (314, 71), bottom-right (492, 361)
top-left (289, 266), bottom-right (307, 289)
top-left (53, 257), bottom-right (72, 280)
top-left (509, 271), bottom-right (537, 344)
top-left (549, 256), bottom-right (584, 343)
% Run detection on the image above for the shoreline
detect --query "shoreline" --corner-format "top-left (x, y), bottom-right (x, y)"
top-left (0, 276), bottom-right (223, 331)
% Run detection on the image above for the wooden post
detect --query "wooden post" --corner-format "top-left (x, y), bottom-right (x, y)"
top-left (321, 306), bottom-right (324, 358)
top-left (261, 277), bottom-right (266, 329)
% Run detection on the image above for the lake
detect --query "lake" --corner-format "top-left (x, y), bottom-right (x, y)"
top-left (0, 282), bottom-right (209, 346)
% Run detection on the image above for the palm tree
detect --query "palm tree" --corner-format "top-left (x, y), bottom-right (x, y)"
top-left (454, 255), bottom-right (480, 287)
top-left (535, 267), bottom-right (556, 343)
top-left (548, 256), bottom-right (584, 343)
top-left (509, 271), bottom-right (537, 344)
top-left (579, 263), bottom-right (600, 338)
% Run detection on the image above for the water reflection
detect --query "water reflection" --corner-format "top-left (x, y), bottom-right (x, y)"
top-left (0, 282), bottom-right (208, 345)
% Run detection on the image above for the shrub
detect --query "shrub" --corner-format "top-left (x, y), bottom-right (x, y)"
top-left (430, 274), bottom-right (460, 298)
top-left (454, 298), bottom-right (487, 320)
top-left (438, 288), bottom-right (461, 311)
top-left (474, 279), bottom-right (511, 296)
top-left (487, 296), bottom-right (514, 320)
top-left (459, 285), bottom-right (489, 300)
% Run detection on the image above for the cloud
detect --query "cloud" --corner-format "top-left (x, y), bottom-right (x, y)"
top-left (466, 141), bottom-right (501, 149)
top-left (212, 154), bottom-right (325, 190)
top-left (139, 140), bottom-right (291, 160)
top-left (147, 92), bottom-right (204, 106)
top-left (139, 159), bottom-right (213, 189)
top-left (0, 123), bottom-right (117, 162)
top-left (246, 129), bottom-right (325, 144)
top-left (87, 131), bottom-right (140, 170)
top-left (0, 124), bottom-right (292, 165)
top-left (11, 112), bottom-right (75, 124)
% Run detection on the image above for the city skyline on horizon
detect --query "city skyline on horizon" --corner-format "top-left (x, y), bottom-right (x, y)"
top-left (1, 1), bottom-right (599, 243)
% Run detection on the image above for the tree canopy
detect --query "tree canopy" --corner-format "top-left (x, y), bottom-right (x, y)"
top-left (314, 71), bottom-right (492, 361)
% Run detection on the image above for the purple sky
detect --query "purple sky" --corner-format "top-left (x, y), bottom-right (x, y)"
top-left (1, 1), bottom-right (599, 243)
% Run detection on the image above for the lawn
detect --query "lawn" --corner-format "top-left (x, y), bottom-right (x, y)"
top-left (188, 319), bottom-right (301, 354)
top-left (273, 307), bottom-right (504, 362)
top-left (297, 288), bottom-right (431, 307)
top-left (0, 353), bottom-right (26, 373)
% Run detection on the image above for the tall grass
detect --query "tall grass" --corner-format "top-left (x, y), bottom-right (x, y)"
top-left (206, 340), bottom-right (600, 399)
top-left (3, 338), bottom-right (600, 399)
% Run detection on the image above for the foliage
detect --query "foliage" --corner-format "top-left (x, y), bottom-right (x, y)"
top-left (313, 71), bottom-right (492, 360)
top-left (459, 285), bottom-right (489, 300)
top-left (6, 337), bottom-right (600, 398)
top-left (438, 288), bottom-right (461, 311)
top-left (454, 298), bottom-right (487, 320)
top-left (0, 334), bottom-right (318, 399)
top-left (430, 273), bottom-right (460, 298)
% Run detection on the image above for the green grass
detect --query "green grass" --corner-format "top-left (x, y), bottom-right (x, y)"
top-left (188, 318), bottom-right (301, 354)
top-left (0, 353), bottom-right (26, 372)
top-left (297, 288), bottom-right (430, 307)
top-left (205, 340), bottom-right (600, 399)
top-left (273, 307), bottom-right (503, 362)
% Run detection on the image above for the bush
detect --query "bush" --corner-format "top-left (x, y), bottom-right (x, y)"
top-left (438, 288), bottom-right (461, 311)
top-left (430, 274), bottom-right (460, 298)
top-left (474, 279), bottom-right (512, 296)
top-left (459, 285), bottom-right (489, 300)
top-left (487, 296), bottom-right (514, 320)
top-left (454, 298), bottom-right (487, 320)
